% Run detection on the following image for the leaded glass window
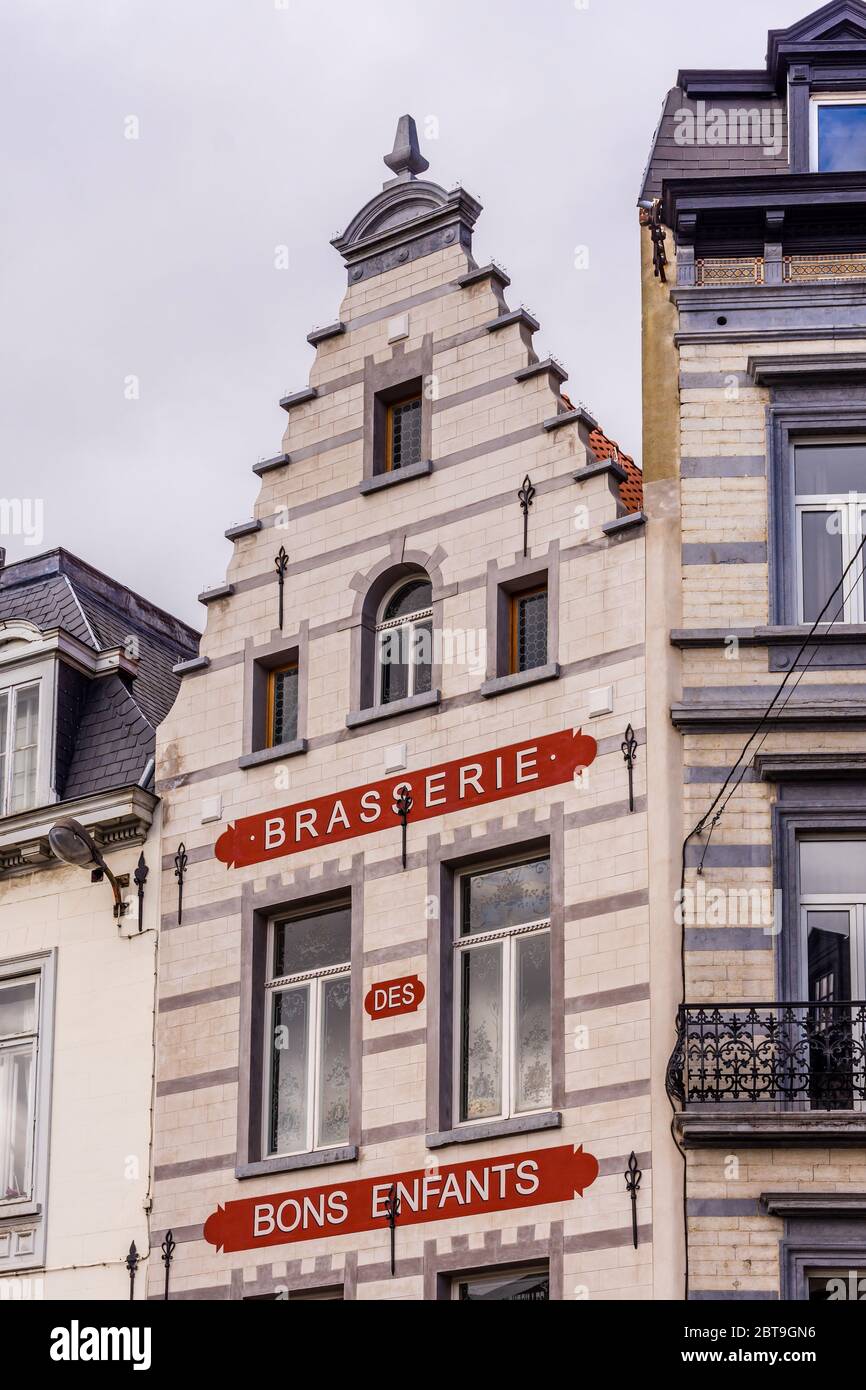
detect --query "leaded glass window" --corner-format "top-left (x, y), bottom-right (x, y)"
top-left (376, 577), bottom-right (433, 705)
top-left (268, 664), bottom-right (298, 747)
top-left (266, 906), bottom-right (351, 1156)
top-left (455, 857), bottom-right (551, 1124)
top-left (510, 587), bottom-right (548, 674)
top-left (387, 395), bottom-right (422, 471)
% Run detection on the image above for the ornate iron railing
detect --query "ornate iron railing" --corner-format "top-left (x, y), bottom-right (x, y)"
top-left (666, 1003), bottom-right (866, 1108)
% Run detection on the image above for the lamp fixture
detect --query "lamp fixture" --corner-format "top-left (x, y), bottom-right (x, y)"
top-left (47, 816), bottom-right (129, 919)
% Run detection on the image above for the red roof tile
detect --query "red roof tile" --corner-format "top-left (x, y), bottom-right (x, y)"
top-left (559, 393), bottom-right (643, 512)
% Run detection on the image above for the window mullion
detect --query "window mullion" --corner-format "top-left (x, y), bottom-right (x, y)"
top-left (309, 976), bottom-right (321, 1154)
top-left (503, 933), bottom-right (514, 1120)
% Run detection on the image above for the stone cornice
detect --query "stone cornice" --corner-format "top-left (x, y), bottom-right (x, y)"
top-left (677, 1110), bottom-right (866, 1148)
top-left (0, 784), bottom-right (158, 875)
top-left (749, 351), bottom-right (866, 386)
top-left (761, 1190), bottom-right (866, 1216)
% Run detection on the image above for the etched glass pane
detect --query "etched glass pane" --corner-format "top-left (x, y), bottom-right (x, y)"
top-left (457, 1267), bottom-right (549, 1300)
top-left (800, 511), bottom-right (843, 622)
top-left (382, 579), bottom-right (432, 622)
top-left (269, 986), bottom-right (309, 1154)
top-left (412, 619), bottom-right (432, 695)
top-left (271, 666), bottom-right (298, 746)
top-left (10, 685), bottom-right (38, 814)
top-left (515, 933), bottom-right (551, 1112)
top-left (0, 1043), bottom-right (34, 1202)
top-left (818, 104), bottom-right (866, 173)
top-left (459, 943), bottom-right (502, 1121)
top-left (317, 976), bottom-right (351, 1148)
top-left (799, 839), bottom-right (866, 896)
top-left (272, 908), bottom-right (351, 979)
top-left (390, 396), bottom-right (422, 470)
top-left (0, 980), bottom-right (37, 1039)
top-left (794, 443), bottom-right (866, 496)
top-left (462, 858), bottom-right (550, 936)
top-left (516, 590), bottom-right (548, 672)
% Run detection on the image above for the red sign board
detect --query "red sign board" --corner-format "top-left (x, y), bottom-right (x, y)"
top-left (364, 975), bottom-right (425, 1020)
top-left (215, 727), bottom-right (596, 869)
top-left (203, 1144), bottom-right (599, 1254)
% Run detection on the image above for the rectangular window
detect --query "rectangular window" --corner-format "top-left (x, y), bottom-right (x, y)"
top-left (794, 442), bottom-right (866, 624)
top-left (810, 94), bottom-right (866, 172)
top-left (0, 974), bottom-right (39, 1205)
top-left (509, 586), bottom-right (548, 674)
top-left (454, 856), bottom-right (551, 1125)
top-left (386, 394), bottom-right (423, 472)
top-left (798, 836), bottom-right (866, 1111)
top-left (267, 664), bottom-right (299, 747)
top-left (452, 1264), bottom-right (549, 1301)
top-left (265, 905), bottom-right (351, 1157)
top-left (0, 682), bottom-right (40, 817)
top-left (807, 1267), bottom-right (866, 1300)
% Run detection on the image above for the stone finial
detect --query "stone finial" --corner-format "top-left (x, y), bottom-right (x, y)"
top-left (383, 114), bottom-right (429, 181)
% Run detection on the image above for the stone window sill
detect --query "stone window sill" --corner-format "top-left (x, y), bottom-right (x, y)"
top-left (360, 459), bottom-right (433, 494)
top-left (426, 1111), bottom-right (561, 1150)
top-left (480, 663), bottom-right (559, 699)
top-left (346, 689), bottom-right (441, 728)
top-left (238, 739), bottom-right (307, 770)
top-left (236, 1145), bottom-right (358, 1180)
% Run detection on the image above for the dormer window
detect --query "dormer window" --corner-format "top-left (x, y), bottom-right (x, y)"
top-left (810, 94), bottom-right (866, 172)
top-left (0, 681), bottom-right (39, 817)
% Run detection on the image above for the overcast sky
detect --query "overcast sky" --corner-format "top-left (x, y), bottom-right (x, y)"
top-left (1, 0), bottom-right (810, 627)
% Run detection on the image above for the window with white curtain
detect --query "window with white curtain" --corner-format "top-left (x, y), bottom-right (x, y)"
top-left (0, 974), bottom-right (39, 1205)
top-left (794, 443), bottom-right (866, 624)
top-left (0, 681), bottom-right (40, 817)
top-left (454, 855), bottom-right (551, 1125)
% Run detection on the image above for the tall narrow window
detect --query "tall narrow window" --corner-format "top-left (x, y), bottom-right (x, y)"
top-left (799, 837), bottom-right (866, 1112)
top-left (386, 394), bottom-right (422, 472)
top-left (455, 856), bottom-right (551, 1124)
top-left (267, 664), bottom-right (299, 747)
top-left (794, 443), bottom-right (866, 624)
top-left (509, 585), bottom-right (548, 674)
top-left (0, 974), bottom-right (38, 1205)
top-left (265, 905), bottom-right (351, 1157)
top-left (376, 578), bottom-right (433, 705)
top-left (0, 682), bottom-right (40, 817)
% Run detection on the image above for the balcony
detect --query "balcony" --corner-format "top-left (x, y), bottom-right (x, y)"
top-left (666, 1003), bottom-right (866, 1147)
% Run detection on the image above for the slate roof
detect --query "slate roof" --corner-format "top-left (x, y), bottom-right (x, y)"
top-left (0, 549), bottom-right (199, 802)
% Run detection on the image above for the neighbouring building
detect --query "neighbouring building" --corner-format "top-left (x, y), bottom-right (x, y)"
top-left (641, 0), bottom-right (866, 1301)
top-left (0, 548), bottom-right (198, 1297)
top-left (149, 116), bottom-right (651, 1301)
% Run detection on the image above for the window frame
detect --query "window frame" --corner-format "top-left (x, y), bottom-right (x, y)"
top-left (374, 577), bottom-right (434, 706)
top-left (792, 437), bottom-right (866, 625)
top-left (508, 584), bottom-right (549, 676)
top-left (0, 678), bottom-right (41, 818)
top-left (262, 910), bottom-right (352, 1161)
top-left (809, 91), bottom-right (866, 172)
top-left (450, 1261), bottom-right (550, 1301)
top-left (384, 392), bottom-right (423, 474)
top-left (0, 973), bottom-right (39, 1207)
top-left (0, 951), bottom-right (55, 1275)
top-left (266, 662), bottom-right (299, 749)
top-left (452, 853), bottom-right (552, 1129)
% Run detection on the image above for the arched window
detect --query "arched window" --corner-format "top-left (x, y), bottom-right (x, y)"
top-left (375, 577), bottom-right (433, 704)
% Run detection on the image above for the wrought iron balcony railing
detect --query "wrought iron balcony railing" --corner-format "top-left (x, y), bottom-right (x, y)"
top-left (666, 1003), bottom-right (866, 1109)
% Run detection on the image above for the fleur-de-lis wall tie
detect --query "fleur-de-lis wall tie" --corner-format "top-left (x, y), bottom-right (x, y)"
top-left (625, 1151), bottom-right (642, 1249)
top-left (621, 723), bottom-right (638, 813)
top-left (174, 843), bottom-right (187, 926)
top-left (518, 474), bottom-right (536, 558)
top-left (393, 786), bottom-right (413, 870)
top-left (161, 1229), bottom-right (176, 1301)
top-left (275, 545), bottom-right (289, 630)
top-left (133, 852), bottom-right (148, 933)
